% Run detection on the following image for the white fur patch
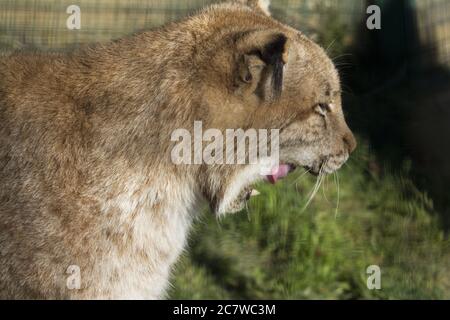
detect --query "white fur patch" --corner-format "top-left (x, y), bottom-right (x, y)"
top-left (217, 165), bottom-right (262, 216)
top-left (97, 174), bottom-right (199, 299)
top-left (217, 160), bottom-right (274, 215)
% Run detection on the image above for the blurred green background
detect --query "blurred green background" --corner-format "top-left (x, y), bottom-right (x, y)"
top-left (1, 0), bottom-right (449, 299)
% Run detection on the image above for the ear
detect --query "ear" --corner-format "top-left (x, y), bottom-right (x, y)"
top-left (235, 30), bottom-right (289, 101)
top-left (235, 0), bottom-right (272, 16)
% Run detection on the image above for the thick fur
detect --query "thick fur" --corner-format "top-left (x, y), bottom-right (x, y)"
top-left (0, 1), bottom-right (356, 299)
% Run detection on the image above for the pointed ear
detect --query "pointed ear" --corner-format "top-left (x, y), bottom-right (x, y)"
top-left (235, 30), bottom-right (289, 101)
top-left (236, 0), bottom-right (272, 16)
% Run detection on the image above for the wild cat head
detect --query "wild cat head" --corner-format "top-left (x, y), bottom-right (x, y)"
top-left (169, 0), bottom-right (356, 214)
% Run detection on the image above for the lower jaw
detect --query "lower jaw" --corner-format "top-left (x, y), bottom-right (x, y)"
top-left (220, 163), bottom-right (340, 215)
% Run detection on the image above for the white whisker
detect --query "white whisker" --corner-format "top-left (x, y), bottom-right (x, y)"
top-left (302, 160), bottom-right (327, 212)
top-left (334, 172), bottom-right (340, 219)
top-left (322, 174), bottom-right (331, 203)
top-left (290, 168), bottom-right (311, 187)
top-left (245, 201), bottom-right (251, 221)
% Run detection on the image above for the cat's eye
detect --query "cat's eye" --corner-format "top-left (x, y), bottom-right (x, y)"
top-left (315, 103), bottom-right (330, 116)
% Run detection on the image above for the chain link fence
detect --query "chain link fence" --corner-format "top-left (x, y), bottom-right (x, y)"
top-left (0, 0), bottom-right (449, 68)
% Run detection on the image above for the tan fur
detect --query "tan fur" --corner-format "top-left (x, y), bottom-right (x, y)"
top-left (0, 1), bottom-right (356, 299)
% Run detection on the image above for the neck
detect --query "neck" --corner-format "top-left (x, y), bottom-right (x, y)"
top-left (95, 167), bottom-right (202, 298)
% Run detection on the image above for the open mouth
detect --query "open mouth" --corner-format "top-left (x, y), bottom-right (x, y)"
top-left (222, 160), bottom-right (330, 214)
top-left (265, 162), bottom-right (324, 184)
top-left (244, 162), bottom-right (322, 200)
top-left (266, 163), bottom-right (297, 184)
top-left (243, 163), bottom-right (297, 201)
top-left (222, 154), bottom-right (347, 215)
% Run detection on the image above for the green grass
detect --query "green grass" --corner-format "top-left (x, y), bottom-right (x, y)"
top-left (170, 140), bottom-right (450, 299)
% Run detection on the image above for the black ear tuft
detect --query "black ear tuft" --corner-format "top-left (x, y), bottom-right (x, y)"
top-left (236, 31), bottom-right (288, 101)
top-left (260, 34), bottom-right (287, 99)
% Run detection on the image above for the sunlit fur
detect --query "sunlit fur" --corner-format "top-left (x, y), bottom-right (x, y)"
top-left (0, 0), bottom-right (355, 299)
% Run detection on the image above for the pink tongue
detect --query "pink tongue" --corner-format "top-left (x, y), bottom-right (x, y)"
top-left (267, 164), bottom-right (291, 184)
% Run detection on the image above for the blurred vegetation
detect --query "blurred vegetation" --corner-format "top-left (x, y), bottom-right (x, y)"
top-left (170, 143), bottom-right (449, 299)
top-left (0, 0), bottom-right (449, 299)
